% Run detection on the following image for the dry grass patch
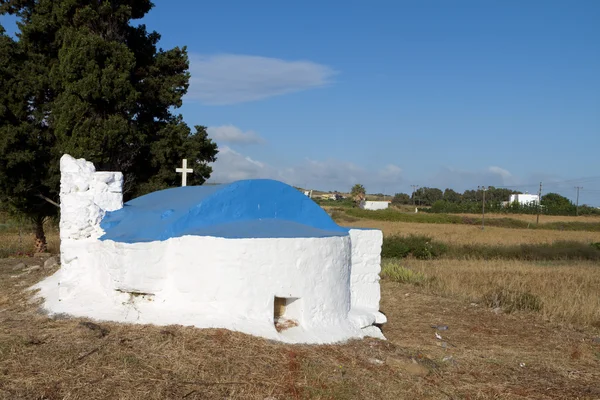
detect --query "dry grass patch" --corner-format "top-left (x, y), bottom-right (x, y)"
top-left (457, 213), bottom-right (600, 224)
top-left (1, 258), bottom-right (599, 398)
top-left (0, 257), bottom-right (445, 400)
top-left (0, 230), bottom-right (60, 258)
top-left (341, 219), bottom-right (600, 245)
top-left (387, 258), bottom-right (600, 329)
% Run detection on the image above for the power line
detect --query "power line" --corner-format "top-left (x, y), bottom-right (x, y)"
top-left (410, 185), bottom-right (419, 206)
top-left (495, 175), bottom-right (600, 189)
top-left (478, 186), bottom-right (488, 230)
top-left (536, 182), bottom-right (542, 225)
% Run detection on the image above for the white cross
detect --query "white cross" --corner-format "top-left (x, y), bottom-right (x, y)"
top-left (176, 159), bottom-right (193, 187)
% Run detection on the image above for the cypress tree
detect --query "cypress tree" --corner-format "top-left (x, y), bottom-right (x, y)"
top-left (0, 1), bottom-right (218, 252)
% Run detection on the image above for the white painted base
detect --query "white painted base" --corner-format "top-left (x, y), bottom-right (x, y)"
top-left (34, 233), bottom-right (385, 344)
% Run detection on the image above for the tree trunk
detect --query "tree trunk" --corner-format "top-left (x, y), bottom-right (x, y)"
top-left (34, 217), bottom-right (47, 254)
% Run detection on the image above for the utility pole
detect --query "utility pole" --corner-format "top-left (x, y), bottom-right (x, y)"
top-left (411, 185), bottom-right (419, 206)
top-left (536, 182), bottom-right (542, 225)
top-left (478, 186), bottom-right (487, 230)
top-left (575, 186), bottom-right (583, 216)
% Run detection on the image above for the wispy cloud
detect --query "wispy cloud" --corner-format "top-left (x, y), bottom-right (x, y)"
top-left (187, 54), bottom-right (337, 105)
top-left (208, 146), bottom-right (271, 182)
top-left (207, 146), bottom-right (599, 205)
top-left (488, 166), bottom-right (512, 179)
top-left (207, 147), bottom-right (403, 193)
top-left (428, 166), bottom-right (517, 191)
top-left (207, 125), bottom-right (265, 145)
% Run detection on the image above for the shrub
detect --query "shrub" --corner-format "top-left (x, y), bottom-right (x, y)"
top-left (382, 235), bottom-right (447, 259)
top-left (483, 287), bottom-right (543, 313)
top-left (381, 237), bottom-right (411, 258)
top-left (381, 261), bottom-right (429, 286)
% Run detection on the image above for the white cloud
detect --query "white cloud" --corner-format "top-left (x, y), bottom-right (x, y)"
top-left (379, 164), bottom-right (403, 180)
top-left (208, 149), bottom-right (403, 193)
top-left (187, 54), bottom-right (337, 105)
top-left (208, 146), bottom-right (273, 183)
top-left (207, 125), bottom-right (265, 145)
top-left (488, 166), bottom-right (512, 179)
top-left (429, 166), bottom-right (516, 191)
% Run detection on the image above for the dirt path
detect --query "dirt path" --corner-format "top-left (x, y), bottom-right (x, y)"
top-left (0, 257), bottom-right (598, 399)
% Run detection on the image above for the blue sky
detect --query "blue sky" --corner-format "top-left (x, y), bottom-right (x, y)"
top-left (2, 1), bottom-right (600, 204)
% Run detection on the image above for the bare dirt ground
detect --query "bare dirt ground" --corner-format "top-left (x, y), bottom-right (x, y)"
top-left (1, 256), bottom-right (599, 399)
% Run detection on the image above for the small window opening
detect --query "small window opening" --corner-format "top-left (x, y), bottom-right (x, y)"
top-left (274, 296), bottom-right (300, 332)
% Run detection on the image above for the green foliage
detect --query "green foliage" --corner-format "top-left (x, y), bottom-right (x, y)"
top-left (0, 0), bottom-right (218, 230)
top-left (391, 192), bottom-right (410, 205)
top-left (350, 184), bottom-right (366, 197)
top-left (591, 242), bottom-right (600, 251)
top-left (382, 235), bottom-right (448, 259)
top-left (381, 237), bottom-right (410, 258)
top-left (540, 193), bottom-right (577, 215)
top-left (380, 261), bottom-right (429, 286)
top-left (413, 187), bottom-right (443, 206)
top-left (443, 188), bottom-right (462, 203)
top-left (483, 288), bottom-right (543, 313)
top-left (315, 197), bottom-right (356, 208)
top-left (426, 191), bottom-right (599, 217)
top-left (541, 193), bottom-right (572, 208)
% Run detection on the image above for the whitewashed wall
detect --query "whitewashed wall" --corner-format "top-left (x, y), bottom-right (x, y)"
top-left (360, 201), bottom-right (389, 211)
top-left (34, 155), bottom-right (386, 344)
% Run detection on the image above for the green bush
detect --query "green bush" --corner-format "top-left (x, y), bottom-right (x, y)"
top-left (381, 261), bottom-right (429, 286)
top-left (382, 235), bottom-right (447, 259)
top-left (381, 237), bottom-right (411, 258)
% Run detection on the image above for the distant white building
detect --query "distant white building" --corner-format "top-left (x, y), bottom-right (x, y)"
top-left (509, 194), bottom-right (539, 206)
top-left (360, 200), bottom-right (390, 211)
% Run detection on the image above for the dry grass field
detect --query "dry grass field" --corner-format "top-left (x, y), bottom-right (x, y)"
top-left (1, 213), bottom-right (600, 398)
top-left (340, 219), bottom-right (600, 245)
top-left (1, 257), bottom-right (599, 399)
top-left (384, 259), bottom-right (600, 329)
top-left (456, 213), bottom-right (600, 224)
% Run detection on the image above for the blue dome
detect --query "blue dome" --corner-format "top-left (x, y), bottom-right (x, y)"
top-left (100, 179), bottom-right (349, 243)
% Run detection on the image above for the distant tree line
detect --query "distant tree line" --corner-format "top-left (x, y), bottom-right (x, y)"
top-left (390, 187), bottom-right (599, 216)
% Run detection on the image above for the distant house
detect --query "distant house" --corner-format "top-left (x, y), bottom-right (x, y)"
top-left (359, 200), bottom-right (390, 211)
top-left (321, 193), bottom-right (344, 201)
top-left (508, 194), bottom-right (539, 206)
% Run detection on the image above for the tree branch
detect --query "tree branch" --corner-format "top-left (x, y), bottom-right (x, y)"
top-left (37, 193), bottom-right (59, 208)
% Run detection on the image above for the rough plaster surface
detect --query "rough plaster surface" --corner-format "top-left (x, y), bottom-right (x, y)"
top-left (59, 155), bottom-right (123, 241)
top-left (34, 155), bottom-right (386, 344)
